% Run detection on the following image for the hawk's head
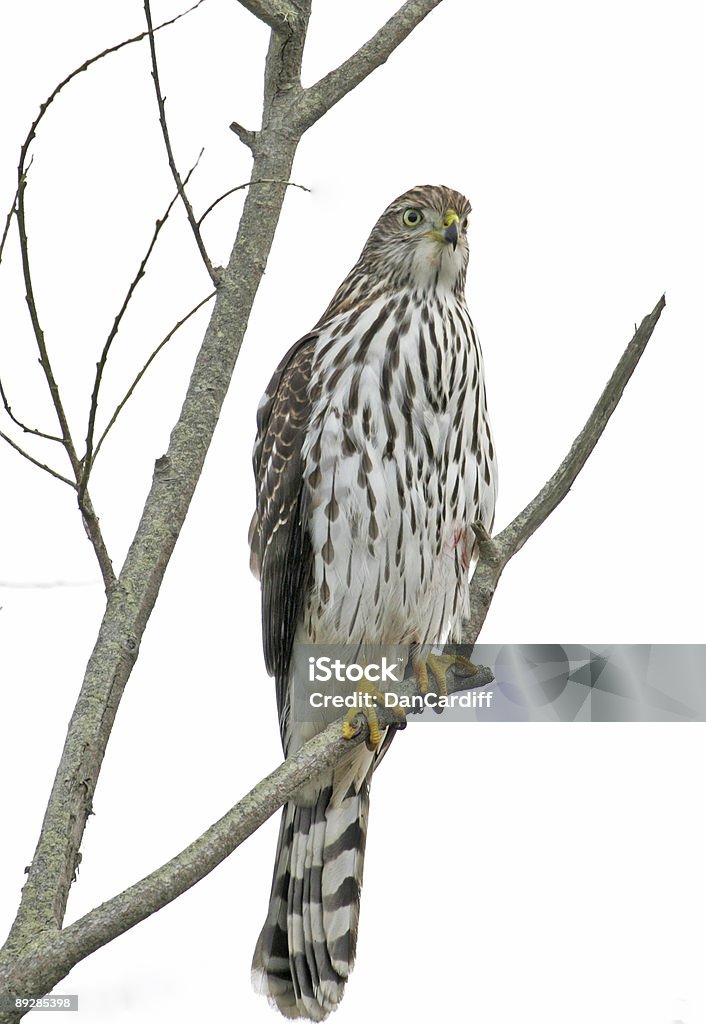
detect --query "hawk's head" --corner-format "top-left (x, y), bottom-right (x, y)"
top-left (361, 184), bottom-right (472, 295)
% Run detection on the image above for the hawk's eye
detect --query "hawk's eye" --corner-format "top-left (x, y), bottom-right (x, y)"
top-left (402, 208), bottom-right (423, 227)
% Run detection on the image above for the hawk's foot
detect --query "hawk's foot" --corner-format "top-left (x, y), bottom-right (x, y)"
top-left (414, 652), bottom-right (478, 698)
top-left (341, 679), bottom-right (406, 750)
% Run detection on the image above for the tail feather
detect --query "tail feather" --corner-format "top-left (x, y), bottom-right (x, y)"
top-left (253, 772), bottom-right (370, 1020)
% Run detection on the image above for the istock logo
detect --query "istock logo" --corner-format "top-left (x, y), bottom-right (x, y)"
top-left (307, 657), bottom-right (404, 684)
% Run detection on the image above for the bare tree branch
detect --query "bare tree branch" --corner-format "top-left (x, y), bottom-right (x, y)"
top-left (237, 0), bottom-right (302, 35)
top-left (81, 158), bottom-right (205, 493)
top-left (15, 168), bottom-right (115, 592)
top-left (462, 295), bottom-right (667, 646)
top-left (0, 377), bottom-right (62, 442)
top-left (292, 0), bottom-right (443, 132)
top-left (77, 492), bottom-right (116, 593)
top-left (92, 291), bottom-right (217, 463)
top-left (15, 173), bottom-right (79, 475)
top-left (228, 120), bottom-right (257, 148)
top-left (0, 429), bottom-right (74, 487)
top-left (0, 13), bottom-right (209, 593)
top-left (0, 665), bottom-right (493, 1003)
top-left (0, 1), bottom-right (209, 266)
top-left (143, 0), bottom-right (221, 287)
top-left (0, 187), bottom-right (18, 268)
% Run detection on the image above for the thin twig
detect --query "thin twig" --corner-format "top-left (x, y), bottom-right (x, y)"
top-left (498, 298), bottom-right (666, 553)
top-left (92, 291), bottom-right (216, 462)
top-left (82, 158), bottom-right (204, 494)
top-left (0, 429), bottom-right (75, 487)
top-left (462, 295), bottom-right (667, 646)
top-left (143, 0), bottom-right (221, 287)
top-left (0, 377), bottom-right (62, 442)
top-left (15, 169), bottom-right (80, 476)
top-left (15, 164), bottom-right (115, 589)
top-left (0, 1), bottom-right (209, 269)
top-left (0, 185), bottom-right (18, 268)
top-left (196, 179), bottom-right (311, 228)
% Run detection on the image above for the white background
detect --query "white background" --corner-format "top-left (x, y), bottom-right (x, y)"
top-left (1, 1), bottom-right (705, 1022)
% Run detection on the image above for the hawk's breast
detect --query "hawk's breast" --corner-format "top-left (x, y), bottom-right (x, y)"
top-left (301, 290), bottom-right (497, 647)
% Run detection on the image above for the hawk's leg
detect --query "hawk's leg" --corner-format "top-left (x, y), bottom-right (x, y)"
top-left (342, 679), bottom-right (406, 750)
top-left (414, 652), bottom-right (478, 698)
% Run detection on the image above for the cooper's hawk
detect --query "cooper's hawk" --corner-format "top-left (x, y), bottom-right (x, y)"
top-left (249, 185), bottom-right (497, 1019)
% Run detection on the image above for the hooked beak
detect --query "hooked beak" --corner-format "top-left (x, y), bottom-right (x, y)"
top-left (442, 210), bottom-right (459, 250)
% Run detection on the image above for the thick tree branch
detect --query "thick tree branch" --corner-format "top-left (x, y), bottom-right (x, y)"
top-left (291, 0), bottom-right (443, 132)
top-left (237, 0), bottom-right (302, 35)
top-left (462, 295), bottom-right (666, 646)
top-left (144, 0), bottom-right (220, 286)
top-left (0, 665), bottom-right (493, 1006)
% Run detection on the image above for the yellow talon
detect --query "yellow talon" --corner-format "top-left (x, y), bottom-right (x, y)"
top-left (415, 652), bottom-right (478, 697)
top-left (340, 679), bottom-right (395, 749)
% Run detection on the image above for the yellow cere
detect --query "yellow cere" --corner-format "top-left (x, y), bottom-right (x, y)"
top-left (443, 209), bottom-right (460, 229)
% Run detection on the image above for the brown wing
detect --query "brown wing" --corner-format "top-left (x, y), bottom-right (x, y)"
top-left (249, 334), bottom-right (318, 723)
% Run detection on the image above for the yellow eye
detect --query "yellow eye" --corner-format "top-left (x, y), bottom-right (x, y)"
top-left (402, 208), bottom-right (423, 227)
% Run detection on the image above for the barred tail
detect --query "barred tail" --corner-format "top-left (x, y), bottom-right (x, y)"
top-left (252, 777), bottom-right (369, 1020)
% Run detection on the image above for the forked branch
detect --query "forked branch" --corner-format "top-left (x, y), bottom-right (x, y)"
top-left (0, 0), bottom-right (208, 270)
top-left (0, 429), bottom-right (74, 487)
top-left (292, 0), bottom-right (444, 132)
top-left (0, 3), bottom-right (207, 593)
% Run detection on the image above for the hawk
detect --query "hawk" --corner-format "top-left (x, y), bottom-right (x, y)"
top-left (249, 185), bottom-right (497, 1019)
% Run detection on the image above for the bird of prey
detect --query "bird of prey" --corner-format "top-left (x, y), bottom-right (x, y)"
top-left (249, 185), bottom-right (497, 1019)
